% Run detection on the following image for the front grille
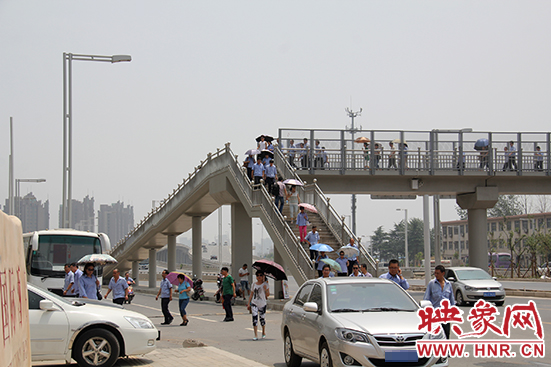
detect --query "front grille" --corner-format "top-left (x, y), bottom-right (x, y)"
top-left (373, 334), bottom-right (424, 347)
top-left (368, 357), bottom-right (430, 367)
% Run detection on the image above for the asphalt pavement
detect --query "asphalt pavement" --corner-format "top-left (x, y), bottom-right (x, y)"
top-left (32, 278), bottom-right (551, 367)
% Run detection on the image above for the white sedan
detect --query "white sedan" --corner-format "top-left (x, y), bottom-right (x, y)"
top-left (28, 283), bottom-right (158, 367)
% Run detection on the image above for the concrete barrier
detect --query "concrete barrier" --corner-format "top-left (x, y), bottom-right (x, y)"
top-left (0, 210), bottom-right (31, 367)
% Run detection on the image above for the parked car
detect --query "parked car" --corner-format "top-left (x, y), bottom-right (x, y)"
top-left (28, 283), bottom-right (158, 367)
top-left (445, 267), bottom-right (505, 306)
top-left (281, 277), bottom-right (448, 367)
top-left (210, 255), bottom-right (218, 260)
top-left (537, 262), bottom-right (551, 277)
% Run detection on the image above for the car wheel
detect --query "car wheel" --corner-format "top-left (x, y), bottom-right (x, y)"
top-left (456, 290), bottom-right (465, 306)
top-left (73, 328), bottom-right (120, 367)
top-left (320, 341), bottom-right (333, 367)
top-left (495, 301), bottom-right (504, 306)
top-left (284, 331), bottom-right (302, 367)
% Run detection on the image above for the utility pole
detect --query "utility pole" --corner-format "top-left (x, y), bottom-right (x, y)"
top-left (345, 107), bottom-right (362, 235)
top-left (8, 117), bottom-right (14, 215)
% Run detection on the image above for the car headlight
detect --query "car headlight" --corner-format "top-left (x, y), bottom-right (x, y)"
top-left (464, 286), bottom-right (474, 291)
top-left (428, 329), bottom-right (446, 339)
top-left (335, 328), bottom-right (371, 344)
top-left (125, 316), bottom-right (155, 329)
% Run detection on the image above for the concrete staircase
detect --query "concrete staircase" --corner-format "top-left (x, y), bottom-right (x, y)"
top-left (281, 207), bottom-right (343, 260)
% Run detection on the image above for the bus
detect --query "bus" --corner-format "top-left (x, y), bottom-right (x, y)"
top-left (22, 229), bottom-right (111, 295)
top-left (488, 252), bottom-right (511, 269)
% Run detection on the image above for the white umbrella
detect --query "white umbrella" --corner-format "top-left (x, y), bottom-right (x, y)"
top-left (245, 149), bottom-right (261, 156)
top-left (339, 245), bottom-right (359, 258)
top-left (283, 179), bottom-right (303, 186)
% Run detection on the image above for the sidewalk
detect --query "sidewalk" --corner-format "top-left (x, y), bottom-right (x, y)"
top-left (34, 346), bottom-right (266, 367)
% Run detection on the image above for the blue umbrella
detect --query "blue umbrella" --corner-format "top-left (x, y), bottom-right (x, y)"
top-left (474, 138), bottom-right (489, 151)
top-left (309, 243), bottom-right (334, 252)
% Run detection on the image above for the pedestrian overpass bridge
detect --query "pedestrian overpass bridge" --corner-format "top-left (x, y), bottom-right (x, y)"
top-left (107, 128), bottom-right (551, 290)
top-left (106, 142), bottom-right (370, 293)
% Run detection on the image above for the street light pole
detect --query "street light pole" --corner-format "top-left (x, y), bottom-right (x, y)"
top-left (345, 107), bottom-right (362, 235)
top-left (62, 53), bottom-right (131, 228)
top-left (396, 208), bottom-right (408, 267)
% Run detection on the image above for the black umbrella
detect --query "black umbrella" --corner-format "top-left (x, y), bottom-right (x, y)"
top-left (261, 150), bottom-right (274, 159)
top-left (256, 135), bottom-right (274, 142)
top-left (252, 260), bottom-right (287, 281)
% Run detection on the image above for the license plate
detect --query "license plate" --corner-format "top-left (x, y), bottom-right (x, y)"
top-left (483, 292), bottom-right (495, 297)
top-left (385, 350), bottom-right (418, 362)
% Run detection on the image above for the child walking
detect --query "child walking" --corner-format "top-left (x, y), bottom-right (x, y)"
top-left (247, 271), bottom-right (270, 341)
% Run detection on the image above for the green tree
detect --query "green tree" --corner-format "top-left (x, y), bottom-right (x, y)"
top-left (488, 195), bottom-right (524, 217)
top-left (370, 226), bottom-right (389, 262)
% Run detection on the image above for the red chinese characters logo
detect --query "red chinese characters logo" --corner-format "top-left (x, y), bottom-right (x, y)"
top-left (417, 300), bottom-right (464, 334)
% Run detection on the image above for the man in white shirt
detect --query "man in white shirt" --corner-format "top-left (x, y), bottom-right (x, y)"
top-left (349, 264), bottom-right (364, 277)
top-left (238, 264), bottom-right (250, 300)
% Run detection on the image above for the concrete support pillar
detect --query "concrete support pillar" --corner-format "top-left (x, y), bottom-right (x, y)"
top-left (132, 260), bottom-right (139, 286)
top-left (423, 195), bottom-right (431, 286)
top-left (231, 203), bottom-right (252, 281)
top-left (467, 208), bottom-right (489, 270)
top-left (148, 248), bottom-right (157, 288)
top-left (457, 186), bottom-right (498, 273)
top-left (192, 216), bottom-right (202, 279)
top-left (167, 234), bottom-right (177, 272)
top-left (273, 246), bottom-right (284, 299)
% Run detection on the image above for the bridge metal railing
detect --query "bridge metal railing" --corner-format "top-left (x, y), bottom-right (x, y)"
top-left (279, 128), bottom-right (551, 176)
top-left (225, 147), bottom-right (314, 283)
top-left (111, 143), bottom-right (314, 284)
top-left (274, 146), bottom-right (377, 273)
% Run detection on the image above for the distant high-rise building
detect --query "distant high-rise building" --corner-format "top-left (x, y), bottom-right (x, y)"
top-left (58, 195), bottom-right (95, 231)
top-left (98, 201), bottom-right (134, 246)
top-left (3, 192), bottom-right (49, 232)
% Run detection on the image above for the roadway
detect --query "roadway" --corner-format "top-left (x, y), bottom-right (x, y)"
top-left (33, 281), bottom-right (551, 367)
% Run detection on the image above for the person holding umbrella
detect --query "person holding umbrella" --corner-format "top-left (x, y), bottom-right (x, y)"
top-left (177, 273), bottom-right (192, 326)
top-left (287, 186), bottom-right (301, 222)
top-left (257, 135), bottom-right (267, 151)
top-left (335, 251), bottom-right (349, 277)
top-left (247, 271), bottom-right (270, 340)
top-left (79, 263), bottom-right (100, 300)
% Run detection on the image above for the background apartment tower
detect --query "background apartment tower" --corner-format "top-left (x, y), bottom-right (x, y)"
top-left (98, 201), bottom-right (134, 245)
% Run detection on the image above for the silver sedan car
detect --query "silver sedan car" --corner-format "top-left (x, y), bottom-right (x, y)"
top-left (281, 277), bottom-right (448, 367)
top-left (444, 267), bottom-right (505, 306)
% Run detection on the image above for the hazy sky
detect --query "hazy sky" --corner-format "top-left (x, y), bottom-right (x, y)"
top-left (2, 1), bottom-right (551, 244)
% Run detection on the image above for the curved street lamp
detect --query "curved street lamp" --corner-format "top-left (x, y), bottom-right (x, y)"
top-left (62, 53), bottom-right (131, 228)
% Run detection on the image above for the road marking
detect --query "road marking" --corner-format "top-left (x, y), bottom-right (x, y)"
top-left (189, 315), bottom-right (218, 323)
top-left (129, 303), bottom-right (160, 312)
top-left (245, 327), bottom-right (254, 331)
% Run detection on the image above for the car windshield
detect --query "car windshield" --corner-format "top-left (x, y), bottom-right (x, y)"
top-left (455, 269), bottom-right (493, 280)
top-left (327, 282), bottom-right (418, 312)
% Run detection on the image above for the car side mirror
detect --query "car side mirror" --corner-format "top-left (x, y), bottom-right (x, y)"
top-left (420, 300), bottom-right (432, 308)
top-left (447, 277), bottom-right (455, 282)
top-left (303, 302), bottom-right (318, 313)
top-left (39, 299), bottom-right (57, 311)
top-left (492, 277), bottom-right (497, 281)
